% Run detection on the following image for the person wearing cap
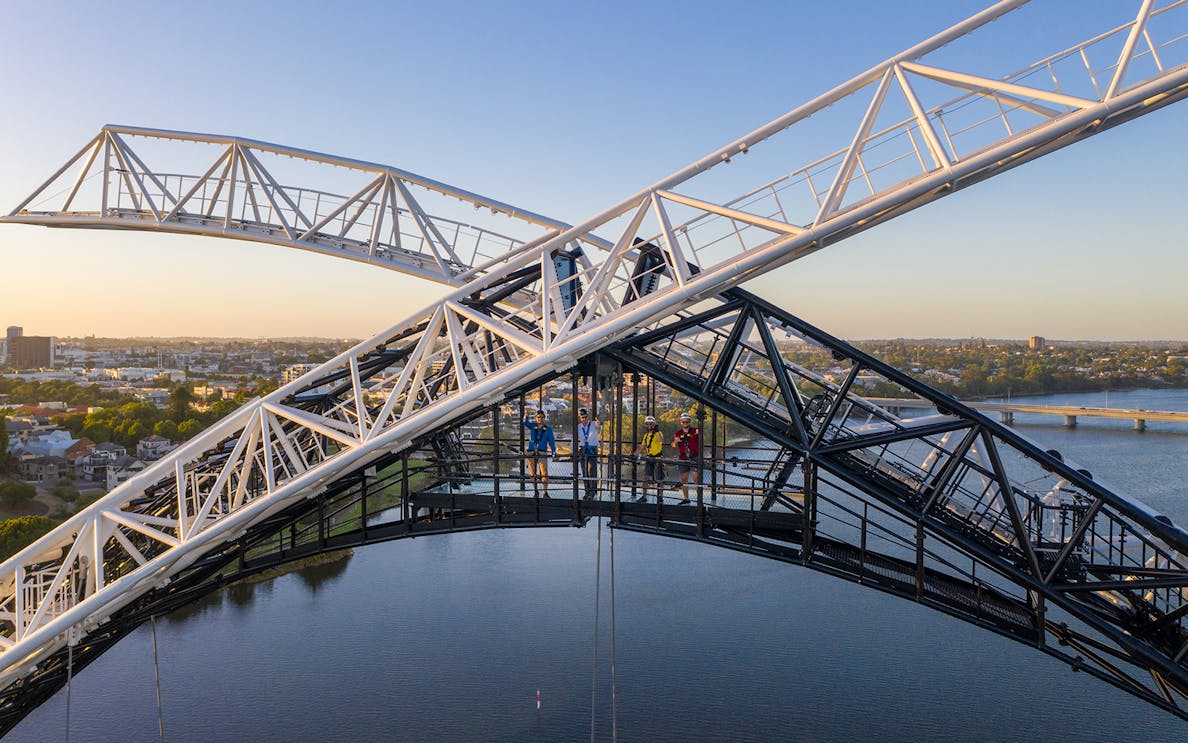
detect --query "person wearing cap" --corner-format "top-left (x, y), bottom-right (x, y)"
top-left (633, 415), bottom-right (666, 502)
top-left (671, 411), bottom-right (700, 505)
top-left (576, 406), bottom-right (601, 499)
top-left (523, 409), bottom-right (556, 495)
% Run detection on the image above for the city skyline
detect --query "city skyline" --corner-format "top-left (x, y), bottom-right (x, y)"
top-left (1, 1), bottom-right (1185, 340)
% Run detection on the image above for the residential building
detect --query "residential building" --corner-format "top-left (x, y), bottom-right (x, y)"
top-left (4, 419), bottom-right (32, 445)
top-left (11, 429), bottom-right (77, 458)
top-left (134, 389), bottom-right (170, 408)
top-left (104, 367), bottom-right (157, 381)
top-left (106, 456), bottom-right (148, 490)
top-left (282, 363), bottom-right (320, 384)
top-left (136, 435), bottom-right (177, 461)
top-left (19, 454), bottom-right (68, 483)
top-left (78, 442), bottom-right (127, 484)
top-left (9, 336), bottom-right (53, 369)
top-left (64, 438), bottom-right (97, 463)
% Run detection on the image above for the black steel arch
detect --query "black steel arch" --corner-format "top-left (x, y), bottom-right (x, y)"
top-left (3, 288), bottom-right (1186, 734)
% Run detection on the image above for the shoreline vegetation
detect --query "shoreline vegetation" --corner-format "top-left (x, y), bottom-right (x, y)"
top-left (852, 340), bottom-right (1187, 401)
top-left (1, 335), bottom-right (1184, 596)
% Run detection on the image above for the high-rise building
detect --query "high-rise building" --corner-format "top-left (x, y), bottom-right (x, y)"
top-left (9, 336), bottom-right (53, 369)
top-left (3, 326), bottom-right (20, 364)
top-left (1029, 335), bottom-right (1046, 350)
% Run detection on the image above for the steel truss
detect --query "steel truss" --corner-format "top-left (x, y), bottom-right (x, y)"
top-left (611, 286), bottom-right (1188, 715)
top-left (1, 125), bottom-right (568, 285)
top-left (2, 0), bottom-right (1188, 730)
top-left (4, 288), bottom-right (1187, 729)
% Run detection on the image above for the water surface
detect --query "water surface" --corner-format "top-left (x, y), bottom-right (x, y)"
top-left (10, 391), bottom-right (1187, 741)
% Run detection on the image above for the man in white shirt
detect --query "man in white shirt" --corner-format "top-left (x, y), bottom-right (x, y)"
top-left (576, 407), bottom-right (601, 499)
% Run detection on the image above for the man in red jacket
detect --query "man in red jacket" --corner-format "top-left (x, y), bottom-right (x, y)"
top-left (671, 411), bottom-right (699, 505)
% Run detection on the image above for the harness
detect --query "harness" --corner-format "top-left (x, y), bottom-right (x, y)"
top-left (641, 430), bottom-right (663, 457)
top-left (530, 425), bottom-right (549, 450)
top-left (675, 427), bottom-right (699, 459)
top-left (579, 421), bottom-right (597, 454)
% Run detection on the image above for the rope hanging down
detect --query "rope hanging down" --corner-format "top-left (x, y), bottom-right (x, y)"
top-left (590, 518), bottom-right (621, 742)
top-left (151, 615), bottom-right (165, 742)
top-left (65, 637), bottom-right (72, 743)
top-left (590, 518), bottom-right (601, 743)
top-left (609, 524), bottom-right (618, 743)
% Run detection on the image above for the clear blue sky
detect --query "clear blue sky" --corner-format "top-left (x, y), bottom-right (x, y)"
top-left (1, 1), bottom-right (1184, 341)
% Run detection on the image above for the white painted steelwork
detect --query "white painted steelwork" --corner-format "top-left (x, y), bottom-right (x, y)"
top-left (2, 125), bottom-right (569, 285)
top-left (2, 0), bottom-right (1188, 700)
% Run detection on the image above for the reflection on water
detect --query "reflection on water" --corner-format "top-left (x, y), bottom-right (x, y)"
top-left (8, 391), bottom-right (1188, 742)
top-left (162, 553), bottom-right (355, 626)
top-left (294, 552), bottom-right (353, 594)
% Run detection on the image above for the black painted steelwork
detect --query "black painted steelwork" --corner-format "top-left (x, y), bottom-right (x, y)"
top-left (610, 286), bottom-right (1188, 716)
top-left (2, 291), bottom-right (1187, 733)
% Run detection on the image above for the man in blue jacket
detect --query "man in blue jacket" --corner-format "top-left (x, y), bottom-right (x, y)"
top-left (576, 407), bottom-right (601, 499)
top-left (523, 410), bottom-right (556, 495)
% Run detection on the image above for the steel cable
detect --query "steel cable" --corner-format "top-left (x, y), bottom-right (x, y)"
top-left (590, 518), bottom-right (601, 743)
top-left (152, 615), bottom-right (165, 742)
top-left (609, 524), bottom-right (618, 742)
top-left (65, 639), bottom-right (72, 743)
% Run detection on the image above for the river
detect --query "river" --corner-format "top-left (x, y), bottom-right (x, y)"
top-left (9, 390), bottom-right (1188, 741)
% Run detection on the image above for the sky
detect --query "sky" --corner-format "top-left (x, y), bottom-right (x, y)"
top-left (0, 0), bottom-right (1185, 342)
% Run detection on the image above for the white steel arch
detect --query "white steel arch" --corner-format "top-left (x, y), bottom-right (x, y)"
top-left (2, 0), bottom-right (1188, 702)
top-left (1, 124), bottom-right (570, 285)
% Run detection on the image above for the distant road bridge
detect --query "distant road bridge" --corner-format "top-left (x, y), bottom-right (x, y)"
top-left (2, 0), bottom-right (1188, 734)
top-left (868, 398), bottom-right (1188, 431)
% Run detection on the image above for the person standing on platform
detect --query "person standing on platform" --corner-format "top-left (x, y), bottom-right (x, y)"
top-left (523, 410), bottom-right (556, 495)
top-left (576, 407), bottom-right (601, 499)
top-left (633, 415), bottom-right (665, 502)
top-left (672, 411), bottom-right (700, 505)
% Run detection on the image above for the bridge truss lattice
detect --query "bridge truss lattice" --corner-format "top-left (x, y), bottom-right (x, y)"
top-left (2, 0), bottom-right (1188, 731)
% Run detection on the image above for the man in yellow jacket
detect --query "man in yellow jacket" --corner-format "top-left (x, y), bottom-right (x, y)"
top-left (633, 415), bottom-right (665, 502)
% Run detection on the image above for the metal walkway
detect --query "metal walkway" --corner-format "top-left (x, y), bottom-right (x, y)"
top-left (2, 0), bottom-right (1188, 732)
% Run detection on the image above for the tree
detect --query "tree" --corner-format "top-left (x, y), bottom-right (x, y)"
top-left (178, 418), bottom-right (203, 439)
top-left (208, 399), bottom-right (239, 420)
top-left (959, 364), bottom-right (990, 397)
top-left (153, 419), bottom-right (179, 440)
top-left (52, 479), bottom-right (80, 504)
top-left (0, 418), bottom-right (7, 473)
top-left (0, 480), bottom-right (36, 511)
top-left (112, 419), bottom-right (132, 446)
top-left (118, 402), bottom-right (159, 427)
top-left (126, 421), bottom-right (147, 443)
top-left (56, 411), bottom-right (88, 437)
top-left (0, 516), bottom-right (56, 561)
top-left (168, 384), bottom-right (196, 424)
top-left (82, 421), bottom-right (113, 443)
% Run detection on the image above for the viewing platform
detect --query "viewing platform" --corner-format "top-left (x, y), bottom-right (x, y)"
top-left (867, 398), bottom-right (1188, 431)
